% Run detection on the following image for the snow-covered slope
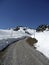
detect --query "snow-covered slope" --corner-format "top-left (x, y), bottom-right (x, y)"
top-left (0, 27), bottom-right (35, 40)
top-left (31, 31), bottom-right (49, 59)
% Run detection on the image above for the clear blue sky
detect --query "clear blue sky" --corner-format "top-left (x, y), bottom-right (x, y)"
top-left (0, 0), bottom-right (49, 29)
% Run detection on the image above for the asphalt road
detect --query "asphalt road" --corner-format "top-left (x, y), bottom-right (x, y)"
top-left (0, 38), bottom-right (49, 65)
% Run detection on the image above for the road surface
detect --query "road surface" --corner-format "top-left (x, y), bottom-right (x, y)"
top-left (0, 37), bottom-right (49, 65)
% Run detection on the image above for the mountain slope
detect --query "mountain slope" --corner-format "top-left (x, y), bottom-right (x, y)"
top-left (31, 31), bottom-right (49, 59)
top-left (0, 27), bottom-right (35, 40)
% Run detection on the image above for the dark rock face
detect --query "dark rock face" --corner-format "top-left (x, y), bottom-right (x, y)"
top-left (36, 24), bottom-right (49, 32)
top-left (13, 26), bottom-right (20, 31)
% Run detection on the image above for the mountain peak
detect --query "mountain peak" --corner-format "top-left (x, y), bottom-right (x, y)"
top-left (36, 24), bottom-right (49, 32)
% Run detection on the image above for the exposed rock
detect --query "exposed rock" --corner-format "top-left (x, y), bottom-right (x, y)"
top-left (36, 24), bottom-right (49, 32)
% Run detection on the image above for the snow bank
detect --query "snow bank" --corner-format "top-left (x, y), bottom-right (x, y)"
top-left (31, 31), bottom-right (49, 58)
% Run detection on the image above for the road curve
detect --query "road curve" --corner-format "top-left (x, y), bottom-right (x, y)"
top-left (0, 38), bottom-right (49, 65)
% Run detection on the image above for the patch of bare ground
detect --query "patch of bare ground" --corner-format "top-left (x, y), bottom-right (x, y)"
top-left (26, 37), bottom-right (38, 48)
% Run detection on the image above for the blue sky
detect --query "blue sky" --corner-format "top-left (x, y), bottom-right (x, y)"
top-left (0, 0), bottom-right (49, 29)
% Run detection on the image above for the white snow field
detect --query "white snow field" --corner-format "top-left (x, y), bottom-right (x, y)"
top-left (0, 27), bottom-right (35, 40)
top-left (31, 31), bottom-right (49, 59)
top-left (0, 27), bottom-right (49, 59)
top-left (0, 29), bottom-right (29, 39)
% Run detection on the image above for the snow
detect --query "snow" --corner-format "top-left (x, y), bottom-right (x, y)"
top-left (25, 29), bottom-right (36, 35)
top-left (31, 31), bottom-right (49, 59)
top-left (0, 28), bottom-right (30, 39)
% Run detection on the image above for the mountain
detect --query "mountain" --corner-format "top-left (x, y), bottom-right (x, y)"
top-left (36, 24), bottom-right (49, 32)
top-left (0, 26), bottom-right (35, 39)
top-left (0, 26), bottom-right (49, 59)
